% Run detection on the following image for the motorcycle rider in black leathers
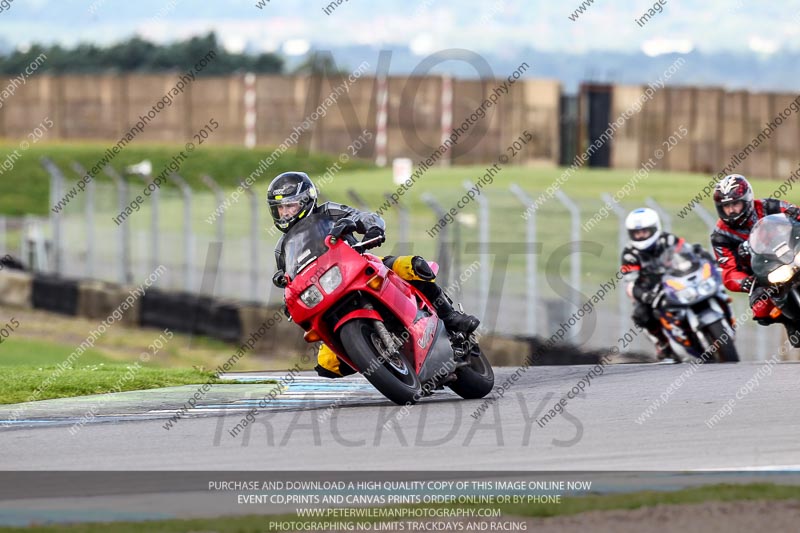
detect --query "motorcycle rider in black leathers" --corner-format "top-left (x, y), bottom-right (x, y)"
top-left (621, 207), bottom-right (714, 360)
top-left (268, 171), bottom-right (479, 377)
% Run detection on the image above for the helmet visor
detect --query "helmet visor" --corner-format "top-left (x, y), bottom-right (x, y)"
top-left (628, 226), bottom-right (657, 242)
top-left (268, 191), bottom-right (312, 227)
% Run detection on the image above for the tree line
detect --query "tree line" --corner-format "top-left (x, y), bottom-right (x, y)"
top-left (0, 33), bottom-right (283, 75)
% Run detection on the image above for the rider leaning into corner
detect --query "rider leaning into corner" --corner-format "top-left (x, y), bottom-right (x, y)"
top-left (710, 173), bottom-right (800, 347)
top-left (620, 207), bottom-right (714, 360)
top-left (267, 171), bottom-right (480, 378)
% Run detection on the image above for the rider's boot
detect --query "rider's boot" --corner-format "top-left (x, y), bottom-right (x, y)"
top-left (411, 279), bottom-right (480, 336)
top-left (646, 327), bottom-right (675, 361)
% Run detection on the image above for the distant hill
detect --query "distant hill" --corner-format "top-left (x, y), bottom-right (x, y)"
top-left (295, 44), bottom-right (800, 94)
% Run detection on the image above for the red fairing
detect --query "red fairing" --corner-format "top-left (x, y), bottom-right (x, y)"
top-left (284, 236), bottom-right (442, 374)
top-left (405, 315), bottom-right (439, 374)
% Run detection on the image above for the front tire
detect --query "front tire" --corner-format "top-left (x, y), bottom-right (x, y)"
top-left (447, 342), bottom-right (494, 399)
top-left (339, 319), bottom-right (422, 405)
top-left (702, 320), bottom-right (739, 363)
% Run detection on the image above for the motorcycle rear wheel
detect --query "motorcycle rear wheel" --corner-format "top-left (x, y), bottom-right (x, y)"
top-left (447, 341), bottom-right (495, 399)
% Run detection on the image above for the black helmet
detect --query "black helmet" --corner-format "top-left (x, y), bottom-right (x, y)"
top-left (713, 174), bottom-right (754, 228)
top-left (267, 171), bottom-right (318, 233)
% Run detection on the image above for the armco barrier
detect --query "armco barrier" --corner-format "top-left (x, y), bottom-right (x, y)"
top-left (76, 280), bottom-right (141, 325)
top-left (140, 289), bottom-right (198, 334)
top-left (238, 303), bottom-right (302, 353)
top-left (31, 275), bottom-right (79, 315)
top-left (195, 300), bottom-right (242, 343)
top-left (140, 291), bottom-right (241, 341)
top-left (0, 270), bottom-right (33, 309)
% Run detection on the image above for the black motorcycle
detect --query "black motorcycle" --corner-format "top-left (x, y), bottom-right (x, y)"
top-left (748, 213), bottom-right (800, 333)
top-left (651, 245), bottom-right (739, 362)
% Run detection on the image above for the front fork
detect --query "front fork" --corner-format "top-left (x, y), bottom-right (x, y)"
top-left (364, 303), bottom-right (402, 354)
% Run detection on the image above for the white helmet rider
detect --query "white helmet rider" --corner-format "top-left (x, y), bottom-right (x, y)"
top-left (625, 207), bottom-right (662, 251)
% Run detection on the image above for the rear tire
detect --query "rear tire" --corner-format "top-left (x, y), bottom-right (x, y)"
top-left (339, 319), bottom-right (422, 405)
top-left (702, 320), bottom-right (739, 363)
top-left (447, 342), bottom-right (494, 399)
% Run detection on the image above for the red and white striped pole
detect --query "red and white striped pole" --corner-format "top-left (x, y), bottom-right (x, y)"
top-left (244, 72), bottom-right (257, 148)
top-left (375, 75), bottom-right (388, 167)
top-left (439, 75), bottom-right (453, 166)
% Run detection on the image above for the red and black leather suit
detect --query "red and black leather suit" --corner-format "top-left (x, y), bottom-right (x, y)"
top-left (710, 198), bottom-right (800, 320)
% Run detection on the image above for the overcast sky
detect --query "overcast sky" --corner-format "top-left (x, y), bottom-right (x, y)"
top-left (1, 0), bottom-right (798, 57)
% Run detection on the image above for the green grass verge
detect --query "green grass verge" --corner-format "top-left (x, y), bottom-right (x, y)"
top-left (0, 364), bottom-right (244, 405)
top-left (0, 337), bottom-right (113, 367)
top-left (0, 337), bottom-right (276, 405)
top-left (0, 483), bottom-right (796, 532)
top-left (0, 141), bottom-right (372, 216)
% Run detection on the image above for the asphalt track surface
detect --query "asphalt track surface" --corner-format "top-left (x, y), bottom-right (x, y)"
top-left (2, 362), bottom-right (800, 471)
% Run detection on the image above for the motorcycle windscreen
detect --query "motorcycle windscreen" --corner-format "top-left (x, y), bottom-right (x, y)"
top-left (658, 246), bottom-right (699, 276)
top-left (283, 213), bottom-right (335, 278)
top-left (750, 214), bottom-right (796, 260)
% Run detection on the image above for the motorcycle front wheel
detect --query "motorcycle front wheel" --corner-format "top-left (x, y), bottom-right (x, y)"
top-left (702, 320), bottom-right (739, 363)
top-left (339, 319), bottom-right (422, 405)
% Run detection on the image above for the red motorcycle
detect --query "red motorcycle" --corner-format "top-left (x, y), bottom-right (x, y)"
top-left (282, 214), bottom-right (494, 405)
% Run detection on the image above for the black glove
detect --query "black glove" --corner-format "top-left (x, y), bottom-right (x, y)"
top-left (737, 241), bottom-right (751, 261)
top-left (749, 284), bottom-right (780, 310)
top-left (272, 269), bottom-right (288, 288)
top-left (640, 286), bottom-right (662, 306)
top-left (329, 218), bottom-right (357, 239)
top-left (784, 206), bottom-right (800, 221)
top-left (740, 275), bottom-right (755, 293)
top-left (363, 226), bottom-right (386, 247)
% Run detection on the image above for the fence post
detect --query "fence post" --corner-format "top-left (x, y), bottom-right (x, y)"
top-left (244, 180), bottom-right (260, 302)
top-left (463, 181), bottom-right (490, 320)
top-left (694, 204), bottom-right (717, 232)
top-left (201, 175), bottom-right (225, 244)
top-left (103, 166), bottom-right (132, 284)
top-left (602, 193), bottom-right (631, 342)
top-left (133, 172), bottom-right (160, 278)
top-left (170, 173), bottom-right (194, 292)
top-left (420, 193), bottom-right (451, 285)
top-left (510, 183), bottom-right (538, 335)
top-left (347, 189), bottom-right (370, 211)
top-left (645, 197), bottom-right (672, 232)
top-left (554, 190), bottom-right (580, 343)
top-left (41, 158), bottom-right (64, 275)
top-left (70, 162), bottom-right (95, 279)
top-left (383, 192), bottom-right (411, 257)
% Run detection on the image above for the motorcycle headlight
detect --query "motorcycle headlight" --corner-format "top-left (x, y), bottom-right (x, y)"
top-left (300, 285), bottom-right (324, 308)
top-left (319, 266), bottom-right (342, 294)
top-left (768, 264), bottom-right (795, 284)
top-left (698, 279), bottom-right (717, 296)
top-left (677, 287), bottom-right (698, 303)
